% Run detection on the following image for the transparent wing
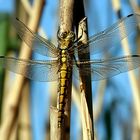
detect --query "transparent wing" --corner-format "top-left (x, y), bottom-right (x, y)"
top-left (0, 56), bottom-right (58, 82)
top-left (13, 18), bottom-right (58, 57)
top-left (71, 14), bottom-right (140, 55)
top-left (73, 55), bottom-right (140, 81)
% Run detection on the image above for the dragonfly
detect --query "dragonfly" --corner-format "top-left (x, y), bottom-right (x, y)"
top-left (1, 13), bottom-right (140, 127)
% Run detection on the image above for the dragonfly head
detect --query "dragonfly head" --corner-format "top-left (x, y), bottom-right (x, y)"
top-left (57, 30), bottom-right (75, 49)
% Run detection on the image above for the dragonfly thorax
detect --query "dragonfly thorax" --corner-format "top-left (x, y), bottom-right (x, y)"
top-left (61, 50), bottom-right (67, 62)
top-left (57, 30), bottom-right (75, 49)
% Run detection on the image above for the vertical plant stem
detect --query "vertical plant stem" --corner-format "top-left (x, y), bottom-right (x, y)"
top-left (0, 1), bottom-right (45, 140)
top-left (59, 0), bottom-right (74, 32)
top-left (18, 80), bottom-right (31, 140)
top-left (50, 0), bottom-right (74, 140)
top-left (0, 14), bottom-right (9, 123)
top-left (2, 52), bottom-right (18, 140)
top-left (73, 0), bottom-right (94, 139)
top-left (59, 2), bottom-right (74, 139)
top-left (130, 1), bottom-right (140, 139)
top-left (78, 18), bottom-right (94, 140)
top-left (94, 80), bottom-right (106, 122)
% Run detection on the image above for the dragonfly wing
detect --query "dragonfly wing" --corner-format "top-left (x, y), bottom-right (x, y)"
top-left (13, 18), bottom-right (58, 57)
top-left (0, 56), bottom-right (58, 82)
top-left (77, 14), bottom-right (140, 55)
top-left (73, 55), bottom-right (140, 81)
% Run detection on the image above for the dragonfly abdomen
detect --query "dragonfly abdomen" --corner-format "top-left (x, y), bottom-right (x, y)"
top-left (58, 72), bottom-right (68, 127)
top-left (57, 50), bottom-right (70, 127)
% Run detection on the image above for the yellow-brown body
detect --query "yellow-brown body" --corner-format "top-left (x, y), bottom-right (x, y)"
top-left (57, 31), bottom-right (75, 127)
top-left (58, 50), bottom-right (70, 127)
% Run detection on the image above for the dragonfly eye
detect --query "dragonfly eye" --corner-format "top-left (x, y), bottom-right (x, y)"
top-left (59, 32), bottom-right (67, 39)
top-left (58, 31), bottom-right (75, 40)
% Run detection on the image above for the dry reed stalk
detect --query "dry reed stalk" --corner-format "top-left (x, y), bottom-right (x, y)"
top-left (21, 0), bottom-right (31, 14)
top-left (129, 0), bottom-right (140, 140)
top-left (80, 90), bottom-right (94, 140)
top-left (93, 80), bottom-right (107, 140)
top-left (72, 82), bottom-right (95, 139)
top-left (50, 107), bottom-right (65, 140)
top-left (18, 2), bottom-right (48, 139)
top-left (18, 80), bottom-right (31, 140)
top-left (59, 0), bottom-right (74, 32)
top-left (6, 2), bottom-right (29, 140)
top-left (129, 0), bottom-right (140, 13)
top-left (59, 1), bottom-right (74, 132)
top-left (16, 2), bottom-right (31, 139)
top-left (132, 116), bottom-right (140, 140)
top-left (21, 1), bottom-right (59, 138)
top-left (94, 80), bottom-right (106, 122)
top-left (0, 1), bottom-right (45, 140)
top-left (112, 0), bottom-right (140, 95)
top-left (122, 38), bottom-right (140, 126)
top-left (112, 0), bottom-right (121, 14)
top-left (2, 52), bottom-right (16, 114)
top-left (78, 18), bottom-right (94, 140)
top-left (129, 1), bottom-right (140, 139)
top-left (45, 82), bottom-right (57, 140)
top-left (10, 123), bottom-right (18, 140)
top-left (21, 0), bottom-right (47, 38)
top-left (50, 0), bottom-right (74, 140)
top-left (74, 0), bottom-right (94, 138)
top-left (112, 0), bottom-right (140, 139)
top-left (2, 52), bottom-right (18, 140)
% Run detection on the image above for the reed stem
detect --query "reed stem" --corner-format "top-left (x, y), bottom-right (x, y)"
top-left (0, 1), bottom-right (45, 139)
